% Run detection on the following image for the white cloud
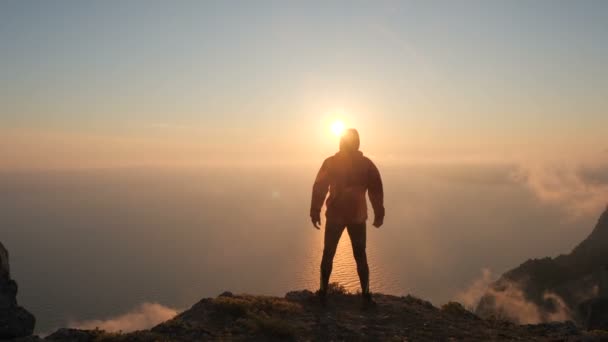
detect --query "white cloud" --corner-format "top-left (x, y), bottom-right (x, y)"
top-left (457, 269), bottom-right (572, 324)
top-left (511, 158), bottom-right (608, 216)
top-left (69, 302), bottom-right (179, 333)
top-left (454, 268), bottom-right (495, 310)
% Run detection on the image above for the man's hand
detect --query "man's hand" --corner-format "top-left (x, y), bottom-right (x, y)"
top-left (311, 213), bottom-right (321, 230)
top-left (373, 216), bottom-right (383, 228)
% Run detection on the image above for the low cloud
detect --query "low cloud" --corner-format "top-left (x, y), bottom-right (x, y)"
top-left (454, 268), bottom-right (495, 310)
top-left (484, 280), bottom-right (545, 323)
top-left (484, 281), bottom-right (571, 324)
top-left (456, 269), bottom-right (572, 324)
top-left (542, 292), bottom-right (572, 322)
top-left (511, 159), bottom-right (608, 216)
top-left (69, 303), bottom-right (179, 333)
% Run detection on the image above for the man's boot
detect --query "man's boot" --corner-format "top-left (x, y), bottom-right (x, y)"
top-left (317, 289), bottom-right (328, 307)
top-left (362, 291), bottom-right (376, 309)
top-left (319, 267), bottom-right (331, 307)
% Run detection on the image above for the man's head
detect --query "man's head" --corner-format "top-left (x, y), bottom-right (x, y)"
top-left (339, 128), bottom-right (360, 152)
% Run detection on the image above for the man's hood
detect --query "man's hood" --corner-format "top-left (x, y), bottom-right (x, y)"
top-left (339, 128), bottom-right (360, 152)
top-left (335, 150), bottom-right (363, 158)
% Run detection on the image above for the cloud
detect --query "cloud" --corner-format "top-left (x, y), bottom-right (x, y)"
top-left (511, 159), bottom-right (608, 216)
top-left (454, 268), bottom-right (495, 310)
top-left (484, 282), bottom-right (571, 324)
top-left (483, 280), bottom-right (545, 324)
top-left (457, 269), bottom-right (572, 324)
top-left (454, 268), bottom-right (572, 324)
top-left (542, 292), bottom-right (572, 322)
top-left (69, 302), bottom-right (179, 333)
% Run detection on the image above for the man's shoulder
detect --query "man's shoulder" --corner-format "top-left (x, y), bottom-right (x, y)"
top-left (323, 155), bottom-right (336, 164)
top-left (361, 155), bottom-right (376, 166)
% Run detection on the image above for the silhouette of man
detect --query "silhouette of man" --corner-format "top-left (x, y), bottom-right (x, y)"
top-left (310, 128), bottom-right (384, 305)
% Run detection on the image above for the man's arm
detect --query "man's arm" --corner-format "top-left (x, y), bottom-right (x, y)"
top-left (368, 160), bottom-right (385, 228)
top-left (310, 159), bottom-right (330, 229)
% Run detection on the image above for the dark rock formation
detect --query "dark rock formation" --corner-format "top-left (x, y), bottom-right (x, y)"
top-left (1, 242), bottom-right (9, 277)
top-left (44, 328), bottom-right (108, 342)
top-left (580, 297), bottom-right (608, 330)
top-left (0, 241), bottom-right (36, 339)
top-left (28, 290), bottom-right (608, 341)
top-left (476, 208), bottom-right (608, 327)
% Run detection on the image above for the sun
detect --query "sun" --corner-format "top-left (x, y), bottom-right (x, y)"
top-left (330, 120), bottom-right (346, 137)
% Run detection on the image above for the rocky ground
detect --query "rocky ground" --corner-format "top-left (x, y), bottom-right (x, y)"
top-left (10, 285), bottom-right (608, 341)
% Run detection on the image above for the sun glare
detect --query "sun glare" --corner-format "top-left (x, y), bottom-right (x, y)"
top-left (331, 120), bottom-right (345, 137)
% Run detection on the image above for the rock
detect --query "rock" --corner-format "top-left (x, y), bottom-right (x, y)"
top-left (285, 290), bottom-right (314, 302)
top-left (45, 328), bottom-right (102, 342)
top-left (1, 306), bottom-right (36, 339)
top-left (580, 297), bottom-right (608, 330)
top-left (441, 302), bottom-right (480, 320)
top-left (0, 241), bottom-right (36, 339)
top-left (522, 321), bottom-right (580, 338)
top-left (0, 241), bottom-right (9, 277)
top-left (219, 291), bottom-right (234, 298)
top-left (0, 277), bottom-right (17, 309)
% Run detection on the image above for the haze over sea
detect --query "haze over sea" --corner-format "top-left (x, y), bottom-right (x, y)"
top-left (2, 160), bottom-right (606, 333)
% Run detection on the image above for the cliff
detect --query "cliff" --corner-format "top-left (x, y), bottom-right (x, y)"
top-left (477, 208), bottom-right (608, 329)
top-left (0, 241), bottom-right (36, 339)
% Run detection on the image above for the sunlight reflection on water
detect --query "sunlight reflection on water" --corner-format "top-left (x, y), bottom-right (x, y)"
top-left (295, 223), bottom-right (402, 295)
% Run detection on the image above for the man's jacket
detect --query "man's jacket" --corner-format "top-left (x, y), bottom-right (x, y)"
top-left (310, 150), bottom-right (384, 225)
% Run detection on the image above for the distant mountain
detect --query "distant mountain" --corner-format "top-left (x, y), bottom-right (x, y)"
top-left (476, 208), bottom-right (608, 329)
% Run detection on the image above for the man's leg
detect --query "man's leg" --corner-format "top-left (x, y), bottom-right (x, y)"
top-left (320, 222), bottom-right (345, 294)
top-left (346, 223), bottom-right (370, 296)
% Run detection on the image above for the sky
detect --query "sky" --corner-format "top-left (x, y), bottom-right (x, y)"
top-left (2, 2), bottom-right (608, 332)
top-left (1, 0), bottom-right (607, 169)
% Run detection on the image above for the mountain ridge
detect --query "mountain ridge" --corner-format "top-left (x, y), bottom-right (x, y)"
top-left (476, 208), bottom-right (608, 328)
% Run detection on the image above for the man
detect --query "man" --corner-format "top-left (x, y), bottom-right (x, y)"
top-left (310, 128), bottom-right (385, 306)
